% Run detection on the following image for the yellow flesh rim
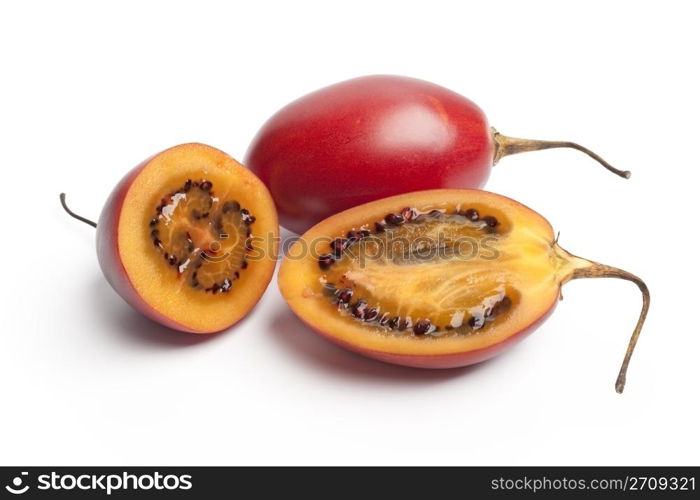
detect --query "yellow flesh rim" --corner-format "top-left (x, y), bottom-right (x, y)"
top-left (280, 189), bottom-right (582, 356)
top-left (118, 143), bottom-right (279, 333)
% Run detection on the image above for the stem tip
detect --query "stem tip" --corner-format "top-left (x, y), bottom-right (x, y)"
top-left (492, 129), bottom-right (630, 180)
top-left (60, 193), bottom-right (97, 228)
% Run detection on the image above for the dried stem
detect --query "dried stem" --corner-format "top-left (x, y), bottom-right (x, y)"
top-left (565, 264), bottom-right (649, 393)
top-left (492, 128), bottom-right (631, 179)
top-left (59, 193), bottom-right (97, 228)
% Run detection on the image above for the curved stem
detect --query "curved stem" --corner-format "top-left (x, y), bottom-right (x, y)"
top-left (492, 128), bottom-right (631, 179)
top-left (564, 264), bottom-right (649, 393)
top-left (59, 193), bottom-right (97, 228)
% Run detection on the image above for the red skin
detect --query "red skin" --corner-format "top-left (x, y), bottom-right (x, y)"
top-left (299, 299), bottom-right (557, 369)
top-left (96, 157), bottom-right (197, 333)
top-left (246, 75), bottom-right (494, 234)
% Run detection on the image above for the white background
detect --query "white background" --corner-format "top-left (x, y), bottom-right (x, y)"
top-left (1, 1), bottom-right (698, 466)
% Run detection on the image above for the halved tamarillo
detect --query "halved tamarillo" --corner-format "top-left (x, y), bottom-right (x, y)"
top-left (278, 189), bottom-right (649, 393)
top-left (246, 75), bottom-right (629, 234)
top-left (61, 143), bottom-right (279, 333)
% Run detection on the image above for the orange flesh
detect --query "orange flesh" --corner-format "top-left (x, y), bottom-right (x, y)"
top-left (119, 144), bottom-right (278, 333)
top-left (279, 190), bottom-right (587, 356)
top-left (323, 213), bottom-right (518, 334)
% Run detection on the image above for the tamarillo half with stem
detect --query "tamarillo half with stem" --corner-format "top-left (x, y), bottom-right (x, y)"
top-left (61, 143), bottom-right (279, 333)
top-left (278, 189), bottom-right (649, 393)
top-left (246, 75), bottom-right (629, 234)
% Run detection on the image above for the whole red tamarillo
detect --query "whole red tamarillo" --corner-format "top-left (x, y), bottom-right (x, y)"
top-left (246, 75), bottom-right (628, 234)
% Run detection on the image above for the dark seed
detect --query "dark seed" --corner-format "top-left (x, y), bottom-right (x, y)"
top-left (241, 260), bottom-right (248, 269)
top-left (413, 319), bottom-right (431, 335)
top-left (365, 308), bottom-right (379, 321)
top-left (346, 229), bottom-right (370, 241)
top-left (318, 254), bottom-right (335, 270)
top-left (330, 238), bottom-right (348, 256)
top-left (163, 252), bottom-right (169, 261)
top-left (200, 181), bottom-right (213, 192)
top-left (149, 218), bottom-right (159, 227)
top-left (427, 209), bottom-right (442, 218)
top-left (468, 315), bottom-right (484, 330)
top-left (482, 215), bottom-right (498, 228)
top-left (150, 229), bottom-right (159, 238)
top-left (352, 300), bottom-right (368, 320)
top-left (210, 283), bottom-right (220, 294)
top-left (241, 209), bottom-right (256, 225)
top-left (385, 213), bottom-right (405, 226)
top-left (222, 201), bottom-right (240, 213)
top-left (398, 318), bottom-right (410, 331)
top-left (378, 313), bottom-right (390, 326)
top-left (400, 207), bottom-right (417, 221)
top-left (374, 222), bottom-right (386, 233)
top-left (337, 288), bottom-right (353, 304)
top-left (464, 208), bottom-right (479, 221)
top-left (387, 316), bottom-right (401, 330)
top-left (168, 255), bottom-right (177, 265)
top-left (234, 271), bottom-right (240, 279)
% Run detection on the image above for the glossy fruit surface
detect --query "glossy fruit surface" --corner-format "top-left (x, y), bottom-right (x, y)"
top-left (278, 189), bottom-right (648, 392)
top-left (247, 75), bottom-right (628, 234)
top-left (94, 143), bottom-right (279, 333)
top-left (247, 75), bottom-right (491, 233)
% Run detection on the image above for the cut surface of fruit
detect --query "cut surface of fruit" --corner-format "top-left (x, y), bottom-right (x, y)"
top-left (279, 189), bottom-right (649, 392)
top-left (281, 191), bottom-right (557, 356)
top-left (97, 143), bottom-right (278, 333)
top-left (321, 209), bottom-right (519, 337)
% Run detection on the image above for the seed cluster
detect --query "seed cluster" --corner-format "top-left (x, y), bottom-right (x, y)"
top-left (319, 206), bottom-right (508, 337)
top-left (149, 179), bottom-right (255, 294)
top-left (325, 281), bottom-right (511, 337)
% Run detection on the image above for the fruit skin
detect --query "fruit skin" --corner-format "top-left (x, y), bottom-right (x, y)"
top-left (246, 75), bottom-right (494, 234)
top-left (96, 154), bottom-right (197, 332)
top-left (296, 302), bottom-right (557, 369)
